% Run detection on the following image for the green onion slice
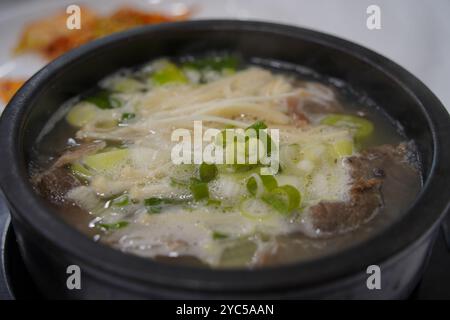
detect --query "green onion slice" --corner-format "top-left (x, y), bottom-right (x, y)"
top-left (85, 90), bottom-right (122, 109)
top-left (120, 113), bottom-right (136, 122)
top-left (261, 185), bottom-right (301, 215)
top-left (144, 197), bottom-right (190, 214)
top-left (97, 221), bottom-right (129, 231)
top-left (212, 231), bottom-right (229, 240)
top-left (152, 62), bottom-right (188, 85)
top-left (110, 194), bottom-right (130, 207)
top-left (246, 173), bottom-right (278, 196)
top-left (321, 114), bottom-right (374, 140)
top-left (199, 163), bottom-right (218, 182)
top-left (189, 178), bottom-right (209, 201)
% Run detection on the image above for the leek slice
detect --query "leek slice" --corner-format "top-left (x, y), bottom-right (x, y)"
top-left (112, 78), bottom-right (144, 93)
top-left (321, 114), bottom-right (374, 140)
top-left (332, 139), bottom-right (354, 157)
top-left (220, 239), bottom-right (256, 267)
top-left (70, 162), bottom-right (92, 179)
top-left (152, 62), bottom-right (188, 85)
top-left (83, 149), bottom-right (129, 172)
top-left (66, 102), bottom-right (97, 127)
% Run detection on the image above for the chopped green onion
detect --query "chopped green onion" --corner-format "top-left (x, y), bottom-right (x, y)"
top-left (261, 185), bottom-right (301, 215)
top-left (182, 55), bottom-right (238, 72)
top-left (199, 163), bottom-right (218, 182)
top-left (246, 121), bottom-right (267, 132)
top-left (189, 178), bottom-right (209, 201)
top-left (246, 173), bottom-right (278, 196)
top-left (70, 162), bottom-right (92, 179)
top-left (144, 197), bottom-right (162, 214)
top-left (144, 198), bottom-right (163, 206)
top-left (144, 196), bottom-right (192, 214)
top-left (110, 194), bottom-right (129, 207)
top-left (246, 176), bottom-right (258, 196)
top-left (147, 206), bottom-right (162, 214)
top-left (120, 113), bottom-right (136, 122)
top-left (212, 231), bottom-right (229, 240)
top-left (152, 62), bottom-right (188, 85)
top-left (85, 90), bottom-right (122, 109)
top-left (321, 114), bottom-right (374, 140)
top-left (260, 174), bottom-right (278, 191)
top-left (207, 199), bottom-right (221, 207)
top-left (245, 121), bottom-right (274, 156)
top-left (97, 221), bottom-right (129, 231)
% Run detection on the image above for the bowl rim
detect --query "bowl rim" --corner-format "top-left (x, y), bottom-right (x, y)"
top-left (1, 20), bottom-right (450, 293)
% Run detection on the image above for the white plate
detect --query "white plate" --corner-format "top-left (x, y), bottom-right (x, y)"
top-left (1, 0), bottom-right (449, 113)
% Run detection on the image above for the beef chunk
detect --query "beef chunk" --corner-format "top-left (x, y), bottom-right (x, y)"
top-left (304, 142), bottom-right (420, 236)
top-left (31, 140), bottom-right (104, 204)
top-left (32, 167), bottom-right (81, 205)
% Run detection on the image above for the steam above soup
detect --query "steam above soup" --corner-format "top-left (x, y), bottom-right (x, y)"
top-left (31, 54), bottom-right (421, 268)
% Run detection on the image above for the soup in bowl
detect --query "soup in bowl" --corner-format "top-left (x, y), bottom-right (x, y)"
top-left (31, 54), bottom-right (421, 268)
top-left (0, 21), bottom-right (449, 299)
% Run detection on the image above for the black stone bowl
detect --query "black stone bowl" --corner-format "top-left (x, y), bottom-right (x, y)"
top-left (0, 20), bottom-right (449, 299)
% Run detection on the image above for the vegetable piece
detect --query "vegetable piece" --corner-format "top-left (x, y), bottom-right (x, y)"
top-left (112, 78), bottom-right (144, 93)
top-left (85, 90), bottom-right (122, 109)
top-left (83, 148), bottom-right (129, 172)
top-left (261, 185), bottom-right (301, 215)
top-left (144, 197), bottom-right (164, 214)
top-left (66, 102), bottom-right (97, 127)
top-left (246, 120), bottom-right (267, 132)
top-left (144, 197), bottom-right (190, 214)
top-left (97, 221), bottom-right (129, 231)
top-left (246, 173), bottom-right (278, 196)
top-left (279, 144), bottom-right (303, 173)
top-left (321, 114), bottom-right (374, 140)
top-left (246, 176), bottom-right (258, 196)
top-left (189, 178), bottom-right (209, 201)
top-left (246, 120), bottom-right (274, 156)
top-left (260, 174), bottom-right (278, 191)
top-left (70, 162), bottom-right (92, 179)
top-left (199, 163), bottom-right (218, 182)
top-left (332, 139), bottom-right (354, 157)
top-left (240, 198), bottom-right (273, 220)
top-left (207, 199), bottom-right (222, 207)
top-left (120, 113), bottom-right (136, 122)
top-left (110, 194), bottom-right (129, 207)
top-left (182, 55), bottom-right (238, 72)
top-left (220, 239), bottom-right (256, 267)
top-left (212, 231), bottom-right (229, 240)
top-left (94, 119), bottom-right (118, 129)
top-left (152, 62), bottom-right (188, 85)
